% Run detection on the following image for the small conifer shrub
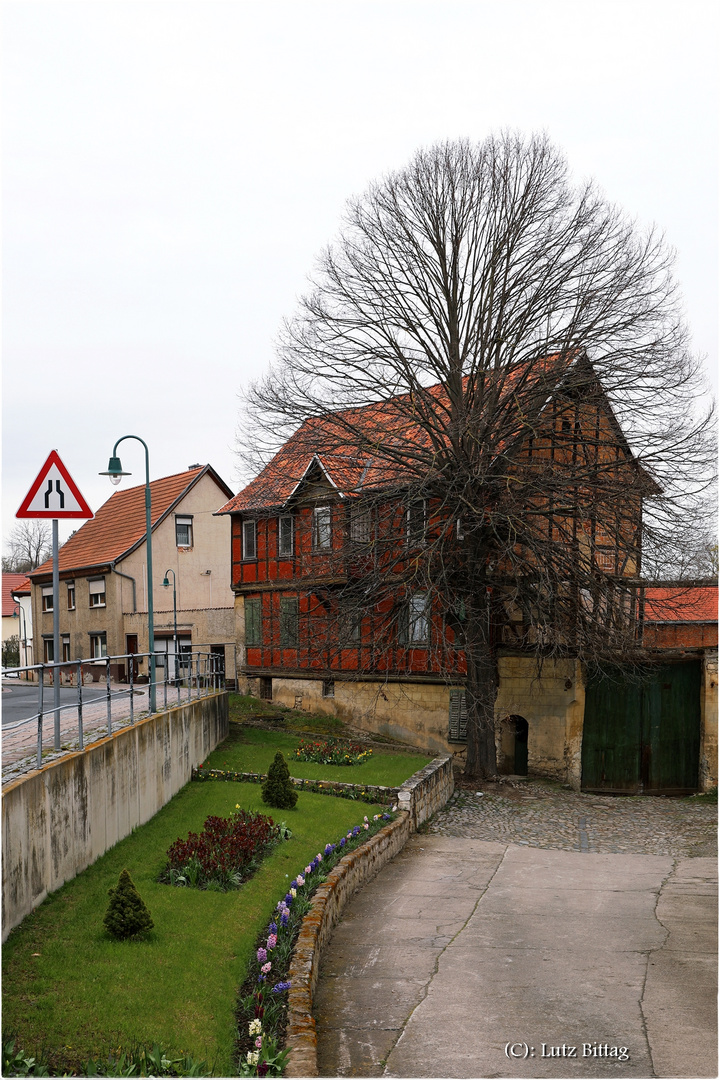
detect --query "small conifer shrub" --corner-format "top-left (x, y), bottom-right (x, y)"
top-left (104, 869), bottom-right (154, 940)
top-left (261, 750), bottom-right (298, 810)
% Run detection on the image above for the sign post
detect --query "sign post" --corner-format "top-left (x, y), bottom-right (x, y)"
top-left (17, 451), bottom-right (93, 749)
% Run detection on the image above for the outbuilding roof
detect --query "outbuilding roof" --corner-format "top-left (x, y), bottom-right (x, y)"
top-left (643, 585), bottom-right (718, 624)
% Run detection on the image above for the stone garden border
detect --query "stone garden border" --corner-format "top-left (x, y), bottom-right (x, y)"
top-left (283, 754), bottom-right (453, 1078)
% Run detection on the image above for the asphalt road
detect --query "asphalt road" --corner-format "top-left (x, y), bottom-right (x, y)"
top-left (1, 679), bottom-right (137, 727)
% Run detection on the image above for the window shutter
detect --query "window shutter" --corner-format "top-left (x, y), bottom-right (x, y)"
top-left (449, 688), bottom-right (468, 741)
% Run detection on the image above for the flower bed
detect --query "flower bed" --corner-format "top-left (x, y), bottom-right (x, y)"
top-left (294, 739), bottom-right (372, 767)
top-left (159, 807), bottom-right (285, 891)
top-left (234, 812), bottom-right (395, 1076)
top-left (192, 765), bottom-right (397, 806)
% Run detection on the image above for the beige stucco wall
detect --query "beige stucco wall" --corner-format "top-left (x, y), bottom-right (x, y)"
top-left (2, 691), bottom-right (228, 940)
top-left (118, 471), bottom-right (233, 620)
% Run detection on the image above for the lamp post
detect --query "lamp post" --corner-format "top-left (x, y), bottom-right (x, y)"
top-left (12, 599), bottom-right (28, 669)
top-left (162, 569), bottom-right (178, 684)
top-left (100, 436), bottom-right (156, 713)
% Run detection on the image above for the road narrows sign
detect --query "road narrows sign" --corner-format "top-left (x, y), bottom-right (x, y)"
top-left (16, 450), bottom-right (94, 519)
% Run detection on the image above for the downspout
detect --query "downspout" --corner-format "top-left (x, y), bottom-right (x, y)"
top-left (111, 563), bottom-right (137, 613)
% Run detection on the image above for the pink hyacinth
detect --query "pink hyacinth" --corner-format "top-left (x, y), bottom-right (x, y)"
top-left (262, 962), bottom-right (272, 974)
top-left (267, 934), bottom-right (277, 950)
top-left (255, 1037), bottom-right (263, 1049)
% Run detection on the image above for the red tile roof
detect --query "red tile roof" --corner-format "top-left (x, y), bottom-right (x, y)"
top-left (643, 585), bottom-right (718, 624)
top-left (2, 574), bottom-right (28, 618)
top-left (220, 356), bottom-right (584, 514)
top-left (29, 466), bottom-right (231, 579)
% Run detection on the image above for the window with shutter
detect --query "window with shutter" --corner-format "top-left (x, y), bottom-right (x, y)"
top-left (449, 688), bottom-right (468, 742)
top-left (245, 598), bottom-right (262, 646)
top-left (280, 597), bottom-right (299, 646)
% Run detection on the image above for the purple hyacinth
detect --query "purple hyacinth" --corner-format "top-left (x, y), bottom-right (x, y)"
top-left (269, 921), bottom-right (277, 934)
top-left (285, 892), bottom-right (293, 905)
top-left (339, 837), bottom-right (346, 847)
top-left (280, 911), bottom-right (289, 927)
top-left (257, 947), bottom-right (267, 964)
top-left (324, 844), bottom-right (334, 855)
top-left (271, 980), bottom-right (292, 993)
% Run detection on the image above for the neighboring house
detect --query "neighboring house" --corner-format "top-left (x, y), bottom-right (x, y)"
top-left (29, 465), bottom-right (236, 684)
top-left (8, 577), bottom-right (33, 668)
top-left (2, 573), bottom-right (27, 661)
top-left (218, 362), bottom-right (716, 792)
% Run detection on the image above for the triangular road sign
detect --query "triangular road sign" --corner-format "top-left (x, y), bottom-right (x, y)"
top-left (17, 450), bottom-right (94, 519)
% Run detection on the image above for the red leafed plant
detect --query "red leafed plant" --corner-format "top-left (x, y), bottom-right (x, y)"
top-left (161, 808), bottom-right (281, 891)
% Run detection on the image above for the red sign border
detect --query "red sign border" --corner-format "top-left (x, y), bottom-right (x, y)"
top-left (17, 450), bottom-right (94, 519)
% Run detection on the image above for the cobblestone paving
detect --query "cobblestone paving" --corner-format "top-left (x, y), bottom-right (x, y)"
top-left (429, 778), bottom-right (717, 857)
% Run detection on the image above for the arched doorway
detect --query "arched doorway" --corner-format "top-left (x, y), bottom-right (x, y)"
top-left (499, 714), bottom-right (529, 775)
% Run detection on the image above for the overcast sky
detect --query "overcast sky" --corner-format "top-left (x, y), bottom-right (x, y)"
top-left (2, 0), bottom-right (718, 550)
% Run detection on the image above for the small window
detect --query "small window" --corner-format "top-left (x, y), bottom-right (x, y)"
top-left (449, 688), bottom-right (468, 742)
top-left (279, 597), bottom-right (299, 646)
top-left (89, 632), bottom-right (107, 659)
top-left (278, 515), bottom-right (294, 557)
top-left (67, 582), bottom-right (75, 610)
top-left (243, 520), bottom-right (257, 560)
top-left (406, 500), bottom-right (426, 544)
top-left (399, 592), bottom-right (430, 645)
top-left (322, 679), bottom-right (335, 698)
top-left (176, 515), bottom-right (193, 548)
top-left (350, 503), bottom-right (371, 543)
top-left (456, 518), bottom-right (465, 541)
top-left (43, 638), bottom-right (54, 663)
top-left (312, 506), bottom-right (332, 549)
top-left (89, 577), bottom-right (106, 608)
top-left (41, 585), bottom-right (53, 612)
top-left (62, 636), bottom-right (71, 663)
top-left (245, 597), bottom-right (262, 646)
top-left (259, 676), bottom-right (272, 700)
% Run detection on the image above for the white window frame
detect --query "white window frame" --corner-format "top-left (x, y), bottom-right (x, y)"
top-left (175, 515), bottom-right (193, 548)
top-left (67, 581), bottom-right (76, 610)
top-left (408, 592), bottom-right (430, 643)
top-left (278, 515), bottom-right (294, 557)
top-left (89, 632), bottom-right (107, 659)
top-left (312, 506), bottom-right (332, 550)
top-left (243, 519), bottom-right (257, 560)
top-left (41, 585), bottom-right (54, 612)
top-left (89, 577), bottom-right (106, 608)
top-left (406, 499), bottom-right (427, 545)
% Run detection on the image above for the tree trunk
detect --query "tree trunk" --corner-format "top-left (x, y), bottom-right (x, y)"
top-left (463, 595), bottom-right (499, 779)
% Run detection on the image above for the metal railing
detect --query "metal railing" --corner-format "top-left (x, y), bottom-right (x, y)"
top-left (1, 648), bottom-right (226, 774)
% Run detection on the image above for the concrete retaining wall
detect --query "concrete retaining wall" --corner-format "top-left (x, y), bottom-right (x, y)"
top-left (2, 692), bottom-right (228, 941)
top-left (285, 754), bottom-right (453, 1078)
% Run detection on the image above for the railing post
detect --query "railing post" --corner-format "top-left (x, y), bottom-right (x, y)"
top-left (129, 654), bottom-right (134, 725)
top-left (77, 661), bottom-right (84, 751)
top-left (106, 657), bottom-right (112, 735)
top-left (163, 655), bottom-right (168, 711)
top-left (37, 667), bottom-right (44, 769)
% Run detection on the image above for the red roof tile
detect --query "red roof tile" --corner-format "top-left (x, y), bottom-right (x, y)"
top-left (29, 466), bottom-right (230, 579)
top-left (643, 586), bottom-right (718, 624)
top-left (2, 574), bottom-right (28, 617)
top-left (219, 356), bottom-right (580, 514)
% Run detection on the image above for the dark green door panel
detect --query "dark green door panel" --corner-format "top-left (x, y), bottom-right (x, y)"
top-left (582, 662), bottom-right (701, 795)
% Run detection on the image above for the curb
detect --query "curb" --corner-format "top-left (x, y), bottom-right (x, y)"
top-left (284, 811), bottom-right (412, 1078)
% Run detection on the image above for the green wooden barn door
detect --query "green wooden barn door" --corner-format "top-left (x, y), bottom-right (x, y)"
top-left (582, 662), bottom-right (700, 795)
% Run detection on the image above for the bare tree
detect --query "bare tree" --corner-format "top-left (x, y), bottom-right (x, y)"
top-left (3, 520), bottom-right (53, 573)
top-left (240, 133), bottom-right (715, 779)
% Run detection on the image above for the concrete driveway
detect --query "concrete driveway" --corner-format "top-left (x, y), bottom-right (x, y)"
top-left (314, 833), bottom-right (717, 1078)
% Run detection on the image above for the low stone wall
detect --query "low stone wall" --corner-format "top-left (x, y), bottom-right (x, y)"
top-left (2, 692), bottom-right (228, 941)
top-left (284, 754), bottom-right (453, 1078)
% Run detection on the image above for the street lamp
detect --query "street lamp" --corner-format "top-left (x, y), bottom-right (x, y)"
top-left (12, 599), bottom-right (29, 670)
top-left (100, 436), bottom-right (156, 713)
top-left (162, 569), bottom-right (179, 684)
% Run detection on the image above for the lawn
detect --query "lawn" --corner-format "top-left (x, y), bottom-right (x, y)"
top-left (1, 780), bottom-right (385, 1076)
top-left (204, 722), bottom-right (433, 788)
